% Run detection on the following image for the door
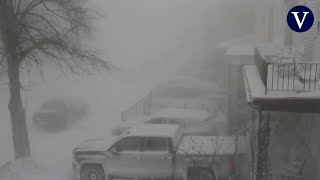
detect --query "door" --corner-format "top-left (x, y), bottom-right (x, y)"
top-left (139, 137), bottom-right (174, 179)
top-left (104, 137), bottom-right (144, 179)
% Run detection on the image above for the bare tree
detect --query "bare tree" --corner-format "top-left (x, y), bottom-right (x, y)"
top-left (179, 137), bottom-right (232, 180)
top-left (0, 0), bottom-right (113, 159)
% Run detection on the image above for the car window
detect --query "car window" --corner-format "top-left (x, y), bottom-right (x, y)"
top-left (145, 118), bottom-right (165, 124)
top-left (41, 100), bottom-right (66, 110)
top-left (168, 119), bottom-right (185, 126)
top-left (143, 137), bottom-right (168, 152)
top-left (145, 117), bottom-right (187, 127)
top-left (114, 137), bottom-right (144, 152)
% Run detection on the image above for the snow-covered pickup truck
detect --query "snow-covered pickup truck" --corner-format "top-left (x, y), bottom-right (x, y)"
top-left (72, 125), bottom-right (248, 180)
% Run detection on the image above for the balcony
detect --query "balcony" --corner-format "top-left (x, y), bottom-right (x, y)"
top-left (243, 46), bottom-right (320, 113)
top-left (255, 46), bottom-right (320, 94)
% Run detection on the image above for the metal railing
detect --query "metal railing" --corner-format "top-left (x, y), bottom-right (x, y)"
top-left (121, 92), bottom-right (153, 121)
top-left (268, 62), bottom-right (320, 92)
top-left (254, 47), bottom-right (320, 94)
top-left (255, 48), bottom-right (269, 94)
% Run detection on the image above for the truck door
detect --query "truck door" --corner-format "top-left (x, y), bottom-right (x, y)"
top-left (105, 137), bottom-right (144, 179)
top-left (139, 137), bottom-right (174, 179)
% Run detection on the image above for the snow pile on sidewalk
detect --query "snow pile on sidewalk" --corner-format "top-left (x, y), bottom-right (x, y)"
top-left (0, 158), bottom-right (41, 180)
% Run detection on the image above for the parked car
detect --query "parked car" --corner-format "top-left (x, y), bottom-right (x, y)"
top-left (73, 124), bottom-right (247, 180)
top-left (33, 97), bottom-right (89, 129)
top-left (112, 108), bottom-right (224, 136)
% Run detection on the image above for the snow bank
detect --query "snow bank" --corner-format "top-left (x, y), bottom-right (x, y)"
top-left (0, 159), bottom-right (38, 180)
top-left (0, 158), bottom-right (72, 180)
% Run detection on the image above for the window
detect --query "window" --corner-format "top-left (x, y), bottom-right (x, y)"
top-left (114, 137), bottom-right (144, 152)
top-left (145, 117), bottom-right (186, 127)
top-left (143, 137), bottom-right (168, 152)
top-left (168, 119), bottom-right (186, 127)
top-left (145, 118), bottom-right (166, 124)
top-left (41, 100), bottom-right (66, 110)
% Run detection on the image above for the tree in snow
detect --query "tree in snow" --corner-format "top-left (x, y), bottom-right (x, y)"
top-left (0, 0), bottom-right (113, 159)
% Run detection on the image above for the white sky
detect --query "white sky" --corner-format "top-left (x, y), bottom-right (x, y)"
top-left (88, 0), bottom-right (221, 81)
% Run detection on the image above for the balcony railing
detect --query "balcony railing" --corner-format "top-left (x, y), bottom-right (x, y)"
top-left (255, 47), bottom-right (320, 94)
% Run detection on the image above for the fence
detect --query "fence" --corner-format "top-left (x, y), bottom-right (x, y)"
top-left (121, 92), bottom-right (153, 121)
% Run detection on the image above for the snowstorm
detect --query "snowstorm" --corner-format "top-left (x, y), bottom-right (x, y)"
top-left (1, 0), bottom-right (319, 180)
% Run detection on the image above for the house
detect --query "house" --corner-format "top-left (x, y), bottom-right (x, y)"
top-left (220, 0), bottom-right (320, 180)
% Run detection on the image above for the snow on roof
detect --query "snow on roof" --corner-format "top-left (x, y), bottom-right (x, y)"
top-left (128, 124), bottom-right (180, 138)
top-left (177, 136), bottom-right (246, 155)
top-left (150, 108), bottom-right (212, 121)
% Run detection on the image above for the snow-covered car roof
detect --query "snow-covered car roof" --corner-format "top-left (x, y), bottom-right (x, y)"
top-left (128, 124), bottom-right (180, 138)
top-left (149, 108), bottom-right (212, 122)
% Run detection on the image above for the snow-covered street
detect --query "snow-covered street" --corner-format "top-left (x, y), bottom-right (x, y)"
top-left (0, 0), bottom-right (254, 179)
top-left (0, 71), bottom-right (165, 180)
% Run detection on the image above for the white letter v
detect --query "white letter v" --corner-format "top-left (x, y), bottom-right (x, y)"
top-left (291, 12), bottom-right (309, 29)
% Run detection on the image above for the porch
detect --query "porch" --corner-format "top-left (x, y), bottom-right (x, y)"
top-left (243, 46), bottom-right (320, 180)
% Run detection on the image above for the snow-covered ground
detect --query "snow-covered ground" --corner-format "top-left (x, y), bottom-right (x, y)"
top-left (0, 0), bottom-right (246, 178)
top-left (0, 68), bottom-right (166, 180)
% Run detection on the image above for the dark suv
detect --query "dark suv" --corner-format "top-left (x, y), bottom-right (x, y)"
top-left (33, 97), bottom-right (89, 129)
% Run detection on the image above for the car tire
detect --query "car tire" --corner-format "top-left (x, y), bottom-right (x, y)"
top-left (80, 164), bottom-right (105, 180)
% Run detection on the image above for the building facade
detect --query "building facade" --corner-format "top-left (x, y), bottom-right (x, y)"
top-left (222, 0), bottom-right (320, 179)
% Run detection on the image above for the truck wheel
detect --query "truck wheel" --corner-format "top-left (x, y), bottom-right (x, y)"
top-left (80, 164), bottom-right (105, 180)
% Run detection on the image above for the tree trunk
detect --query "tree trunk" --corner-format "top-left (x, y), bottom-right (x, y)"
top-left (1, 0), bottom-right (31, 159)
top-left (7, 52), bottom-right (31, 159)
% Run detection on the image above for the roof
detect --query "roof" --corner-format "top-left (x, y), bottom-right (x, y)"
top-left (127, 124), bottom-right (180, 138)
top-left (149, 108), bottom-right (212, 122)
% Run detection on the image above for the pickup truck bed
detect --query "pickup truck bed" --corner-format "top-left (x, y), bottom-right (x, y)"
top-left (176, 136), bottom-right (247, 180)
top-left (177, 136), bottom-right (246, 155)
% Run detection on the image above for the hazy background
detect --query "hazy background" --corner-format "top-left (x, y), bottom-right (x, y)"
top-left (0, 0), bottom-right (254, 178)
